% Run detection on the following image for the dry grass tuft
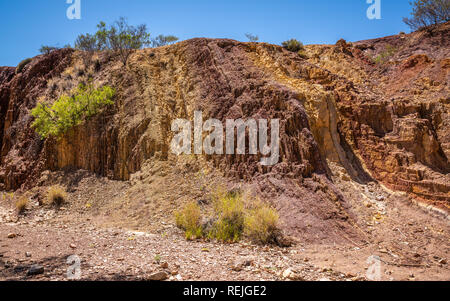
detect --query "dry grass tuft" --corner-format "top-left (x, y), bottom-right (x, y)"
top-left (174, 187), bottom-right (280, 245)
top-left (174, 201), bottom-right (203, 240)
top-left (244, 201), bottom-right (279, 244)
top-left (46, 185), bottom-right (67, 206)
top-left (16, 196), bottom-right (29, 214)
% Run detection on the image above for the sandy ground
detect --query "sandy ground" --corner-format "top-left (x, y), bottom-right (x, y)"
top-left (0, 171), bottom-right (448, 281)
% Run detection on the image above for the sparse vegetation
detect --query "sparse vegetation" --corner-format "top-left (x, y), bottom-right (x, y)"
top-left (31, 84), bottom-right (115, 139)
top-left (39, 45), bottom-right (59, 55)
top-left (403, 0), bottom-right (449, 31)
top-left (46, 185), bottom-right (67, 206)
top-left (74, 33), bottom-right (99, 65)
top-left (175, 189), bottom-right (280, 245)
top-left (210, 191), bottom-right (246, 242)
top-left (244, 202), bottom-right (279, 244)
top-left (151, 35), bottom-right (179, 47)
top-left (175, 201), bottom-right (203, 240)
top-left (281, 39), bottom-right (304, 53)
top-left (16, 196), bottom-right (29, 214)
top-left (75, 18), bottom-right (152, 66)
top-left (41, 17), bottom-right (180, 66)
top-left (15, 58), bottom-right (32, 74)
top-left (245, 33), bottom-right (259, 42)
top-left (372, 44), bottom-right (398, 64)
top-left (1, 192), bottom-right (14, 202)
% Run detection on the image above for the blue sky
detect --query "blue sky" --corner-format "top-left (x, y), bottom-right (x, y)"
top-left (0, 0), bottom-right (413, 66)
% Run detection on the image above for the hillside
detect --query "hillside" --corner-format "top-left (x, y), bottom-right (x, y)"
top-left (0, 23), bottom-right (448, 281)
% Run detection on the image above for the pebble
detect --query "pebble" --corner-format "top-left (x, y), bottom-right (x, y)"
top-left (27, 264), bottom-right (44, 276)
top-left (148, 271), bottom-right (168, 281)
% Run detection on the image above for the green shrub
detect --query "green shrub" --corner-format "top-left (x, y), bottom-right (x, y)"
top-left (403, 0), bottom-right (450, 31)
top-left (78, 18), bottom-right (152, 66)
top-left (210, 192), bottom-right (246, 242)
top-left (175, 201), bottom-right (203, 240)
top-left (152, 35), bottom-right (179, 47)
top-left (16, 58), bottom-right (32, 74)
top-left (39, 45), bottom-right (59, 55)
top-left (281, 39), bottom-right (304, 52)
top-left (175, 189), bottom-right (280, 244)
top-left (75, 33), bottom-right (99, 66)
top-left (31, 84), bottom-right (115, 139)
top-left (245, 33), bottom-right (259, 42)
top-left (75, 33), bottom-right (99, 52)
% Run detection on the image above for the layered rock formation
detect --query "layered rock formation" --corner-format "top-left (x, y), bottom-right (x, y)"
top-left (0, 23), bottom-right (448, 241)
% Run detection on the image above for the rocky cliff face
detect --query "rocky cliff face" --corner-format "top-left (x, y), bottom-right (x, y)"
top-left (0, 23), bottom-right (448, 241)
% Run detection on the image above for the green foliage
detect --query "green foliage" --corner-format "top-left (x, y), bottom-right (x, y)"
top-left (245, 33), bottom-right (259, 42)
top-left (281, 39), bottom-right (305, 53)
top-left (102, 17), bottom-right (152, 65)
top-left (175, 201), bottom-right (203, 240)
top-left (210, 191), bottom-right (245, 242)
top-left (74, 18), bottom-right (152, 65)
top-left (75, 33), bottom-right (99, 53)
top-left (372, 44), bottom-right (398, 64)
top-left (16, 58), bottom-right (32, 74)
top-left (152, 35), bottom-right (179, 47)
top-left (31, 84), bottom-right (115, 139)
top-left (74, 33), bottom-right (99, 65)
top-left (39, 45), bottom-right (59, 55)
top-left (174, 189), bottom-right (280, 244)
top-left (403, 0), bottom-right (450, 31)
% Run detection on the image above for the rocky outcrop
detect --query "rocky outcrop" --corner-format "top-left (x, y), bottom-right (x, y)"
top-left (0, 23), bottom-right (448, 241)
top-left (0, 49), bottom-right (73, 190)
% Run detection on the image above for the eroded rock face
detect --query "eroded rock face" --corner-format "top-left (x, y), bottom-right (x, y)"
top-left (312, 22), bottom-right (450, 210)
top-left (0, 49), bottom-right (73, 190)
top-left (0, 23), bottom-right (448, 241)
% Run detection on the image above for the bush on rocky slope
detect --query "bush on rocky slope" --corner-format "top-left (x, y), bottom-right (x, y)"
top-left (15, 58), bottom-right (32, 74)
top-left (31, 83), bottom-right (115, 139)
top-left (76, 18), bottom-right (152, 66)
top-left (281, 39), bottom-right (304, 52)
top-left (403, 0), bottom-right (450, 31)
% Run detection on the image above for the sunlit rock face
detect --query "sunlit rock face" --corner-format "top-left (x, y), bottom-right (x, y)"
top-left (0, 22), bottom-right (448, 241)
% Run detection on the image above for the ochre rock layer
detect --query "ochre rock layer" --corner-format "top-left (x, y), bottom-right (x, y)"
top-left (0, 23), bottom-right (448, 240)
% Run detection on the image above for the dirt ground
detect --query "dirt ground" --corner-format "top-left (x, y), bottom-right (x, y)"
top-left (0, 167), bottom-right (448, 281)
